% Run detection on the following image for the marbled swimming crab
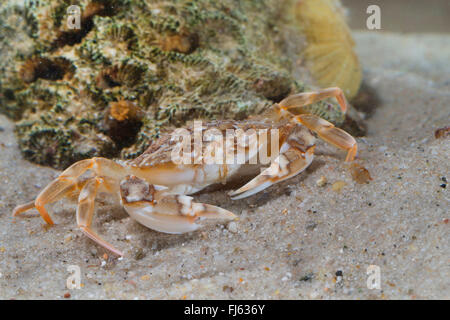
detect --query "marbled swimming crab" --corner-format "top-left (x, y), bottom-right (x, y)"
top-left (13, 87), bottom-right (357, 256)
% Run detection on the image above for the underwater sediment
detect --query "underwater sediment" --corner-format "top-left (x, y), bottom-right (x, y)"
top-left (0, 0), bottom-right (362, 169)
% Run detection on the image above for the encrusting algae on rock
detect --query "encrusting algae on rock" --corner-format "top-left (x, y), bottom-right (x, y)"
top-left (0, 0), bottom-right (362, 169)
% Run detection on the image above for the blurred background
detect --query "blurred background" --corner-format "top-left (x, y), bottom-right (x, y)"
top-left (342, 0), bottom-right (450, 33)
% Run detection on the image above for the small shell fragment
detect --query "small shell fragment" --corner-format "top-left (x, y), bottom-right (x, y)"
top-left (332, 181), bottom-right (347, 192)
top-left (350, 163), bottom-right (373, 184)
top-left (295, 0), bottom-right (362, 99)
top-left (434, 126), bottom-right (450, 139)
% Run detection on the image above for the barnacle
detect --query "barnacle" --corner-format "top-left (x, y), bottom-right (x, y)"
top-left (159, 33), bottom-right (199, 54)
top-left (96, 65), bottom-right (121, 89)
top-left (96, 62), bottom-right (144, 89)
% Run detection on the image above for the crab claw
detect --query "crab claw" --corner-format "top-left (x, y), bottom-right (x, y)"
top-left (120, 176), bottom-right (236, 234)
top-left (229, 145), bottom-right (315, 200)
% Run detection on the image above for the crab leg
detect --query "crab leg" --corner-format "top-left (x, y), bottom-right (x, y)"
top-left (229, 145), bottom-right (315, 200)
top-left (278, 87), bottom-right (348, 113)
top-left (12, 201), bottom-right (37, 217)
top-left (12, 159), bottom-right (96, 224)
top-left (120, 176), bottom-right (236, 234)
top-left (77, 177), bottom-right (124, 256)
top-left (12, 157), bottom-right (124, 224)
top-left (294, 114), bottom-right (357, 162)
top-left (13, 177), bottom-right (79, 225)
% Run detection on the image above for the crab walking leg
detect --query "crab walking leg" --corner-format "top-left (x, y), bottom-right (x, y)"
top-left (77, 177), bottom-right (124, 256)
top-left (229, 145), bottom-right (315, 200)
top-left (294, 114), bottom-right (357, 162)
top-left (12, 159), bottom-right (97, 224)
top-left (12, 157), bottom-right (125, 225)
top-left (12, 177), bottom-right (79, 225)
top-left (12, 201), bottom-right (37, 217)
top-left (278, 87), bottom-right (348, 113)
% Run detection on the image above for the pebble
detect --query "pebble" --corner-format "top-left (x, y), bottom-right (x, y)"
top-left (281, 272), bottom-right (292, 281)
top-left (316, 176), bottom-right (327, 187)
top-left (64, 235), bottom-right (72, 243)
top-left (227, 222), bottom-right (238, 233)
top-left (332, 181), bottom-right (347, 192)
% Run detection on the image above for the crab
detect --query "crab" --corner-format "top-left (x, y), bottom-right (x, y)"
top-left (13, 87), bottom-right (357, 256)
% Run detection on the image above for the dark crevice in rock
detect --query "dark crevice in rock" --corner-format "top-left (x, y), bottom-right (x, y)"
top-left (19, 57), bottom-right (75, 83)
top-left (52, 1), bottom-right (119, 49)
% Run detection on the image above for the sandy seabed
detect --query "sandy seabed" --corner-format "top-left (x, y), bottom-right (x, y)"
top-left (0, 31), bottom-right (449, 299)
